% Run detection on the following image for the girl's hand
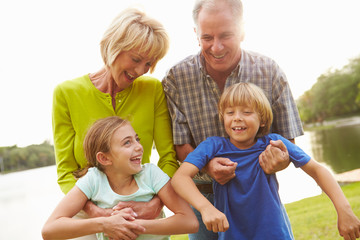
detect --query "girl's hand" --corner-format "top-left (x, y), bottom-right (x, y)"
top-left (338, 209), bottom-right (360, 240)
top-left (201, 206), bottom-right (229, 233)
top-left (103, 212), bottom-right (145, 240)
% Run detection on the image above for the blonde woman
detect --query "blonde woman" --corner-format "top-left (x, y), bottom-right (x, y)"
top-left (52, 8), bottom-right (179, 237)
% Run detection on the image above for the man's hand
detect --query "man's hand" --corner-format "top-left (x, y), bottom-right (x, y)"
top-left (205, 157), bottom-right (237, 185)
top-left (112, 195), bottom-right (163, 219)
top-left (259, 140), bottom-right (290, 174)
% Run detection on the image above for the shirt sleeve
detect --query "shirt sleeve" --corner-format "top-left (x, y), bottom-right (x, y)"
top-left (75, 168), bottom-right (95, 199)
top-left (270, 63), bottom-right (304, 139)
top-left (162, 68), bottom-right (193, 145)
top-left (52, 84), bottom-right (78, 194)
top-left (153, 80), bottom-right (179, 177)
top-left (184, 137), bottom-right (219, 170)
top-left (145, 163), bottom-right (170, 194)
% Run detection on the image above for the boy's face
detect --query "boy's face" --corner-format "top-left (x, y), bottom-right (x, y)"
top-left (223, 105), bottom-right (264, 149)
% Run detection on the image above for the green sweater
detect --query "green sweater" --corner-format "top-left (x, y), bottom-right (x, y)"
top-left (52, 74), bottom-right (179, 194)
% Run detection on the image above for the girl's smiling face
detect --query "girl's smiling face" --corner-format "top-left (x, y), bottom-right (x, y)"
top-left (223, 105), bottom-right (264, 150)
top-left (106, 123), bottom-right (144, 175)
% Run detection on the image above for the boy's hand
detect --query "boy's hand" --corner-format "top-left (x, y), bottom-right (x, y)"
top-left (338, 209), bottom-right (360, 240)
top-left (201, 206), bottom-right (229, 232)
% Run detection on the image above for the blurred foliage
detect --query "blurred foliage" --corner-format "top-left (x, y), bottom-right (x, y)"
top-left (0, 141), bottom-right (55, 173)
top-left (297, 56), bottom-right (360, 123)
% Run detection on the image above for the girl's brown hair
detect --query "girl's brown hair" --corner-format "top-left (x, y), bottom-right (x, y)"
top-left (73, 116), bottom-right (127, 178)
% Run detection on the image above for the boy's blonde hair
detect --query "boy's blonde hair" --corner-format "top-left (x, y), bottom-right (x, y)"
top-left (218, 83), bottom-right (273, 138)
top-left (73, 116), bottom-right (128, 178)
top-left (100, 8), bottom-right (169, 73)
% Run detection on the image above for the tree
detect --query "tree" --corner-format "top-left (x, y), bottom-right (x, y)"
top-left (0, 141), bottom-right (55, 173)
top-left (297, 56), bottom-right (360, 124)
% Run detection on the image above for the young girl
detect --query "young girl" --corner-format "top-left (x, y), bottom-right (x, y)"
top-left (42, 116), bottom-right (198, 240)
top-left (171, 83), bottom-right (360, 240)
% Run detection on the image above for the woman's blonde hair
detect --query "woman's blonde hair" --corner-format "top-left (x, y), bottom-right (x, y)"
top-left (218, 83), bottom-right (273, 138)
top-left (100, 8), bottom-right (169, 73)
top-left (73, 116), bottom-right (128, 178)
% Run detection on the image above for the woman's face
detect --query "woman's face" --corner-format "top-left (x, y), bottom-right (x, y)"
top-left (110, 48), bottom-right (154, 90)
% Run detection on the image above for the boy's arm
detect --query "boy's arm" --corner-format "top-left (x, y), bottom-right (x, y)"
top-left (176, 144), bottom-right (237, 185)
top-left (171, 162), bottom-right (229, 232)
top-left (301, 159), bottom-right (360, 239)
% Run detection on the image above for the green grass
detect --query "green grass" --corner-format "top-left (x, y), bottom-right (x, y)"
top-left (286, 182), bottom-right (360, 240)
top-left (170, 182), bottom-right (360, 240)
top-left (170, 235), bottom-right (189, 240)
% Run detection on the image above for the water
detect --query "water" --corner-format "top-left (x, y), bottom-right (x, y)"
top-left (1, 125), bottom-right (359, 239)
top-left (309, 124), bottom-right (360, 173)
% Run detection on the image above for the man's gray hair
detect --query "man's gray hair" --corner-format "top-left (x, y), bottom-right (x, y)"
top-left (192, 0), bottom-right (244, 27)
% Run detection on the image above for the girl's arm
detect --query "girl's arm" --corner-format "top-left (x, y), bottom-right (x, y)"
top-left (42, 186), bottom-right (144, 240)
top-left (301, 159), bottom-right (360, 239)
top-left (133, 180), bottom-right (199, 235)
top-left (171, 162), bottom-right (229, 233)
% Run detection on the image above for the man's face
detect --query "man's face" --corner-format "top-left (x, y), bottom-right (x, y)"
top-left (196, 2), bottom-right (244, 78)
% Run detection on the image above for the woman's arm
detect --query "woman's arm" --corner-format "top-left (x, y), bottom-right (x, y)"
top-left (153, 81), bottom-right (179, 177)
top-left (42, 186), bottom-right (145, 240)
top-left (83, 200), bottom-right (113, 218)
top-left (112, 195), bottom-right (164, 220)
top-left (133, 181), bottom-right (199, 235)
top-left (171, 162), bottom-right (229, 233)
top-left (52, 85), bottom-right (79, 194)
top-left (301, 159), bottom-right (360, 239)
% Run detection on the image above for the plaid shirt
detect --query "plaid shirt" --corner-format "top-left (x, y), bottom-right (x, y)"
top-left (163, 49), bottom-right (304, 149)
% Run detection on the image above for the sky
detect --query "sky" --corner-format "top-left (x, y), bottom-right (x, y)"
top-left (1, 0), bottom-right (360, 147)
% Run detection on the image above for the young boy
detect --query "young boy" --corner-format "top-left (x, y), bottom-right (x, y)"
top-left (171, 83), bottom-right (360, 240)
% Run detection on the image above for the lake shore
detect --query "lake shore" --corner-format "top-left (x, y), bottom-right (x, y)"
top-left (304, 115), bottom-right (360, 130)
top-left (335, 168), bottom-right (360, 184)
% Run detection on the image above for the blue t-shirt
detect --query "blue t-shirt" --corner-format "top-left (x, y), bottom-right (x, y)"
top-left (76, 163), bottom-right (170, 240)
top-left (185, 133), bottom-right (311, 240)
